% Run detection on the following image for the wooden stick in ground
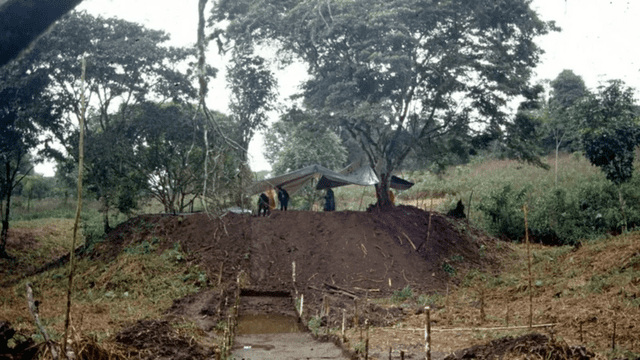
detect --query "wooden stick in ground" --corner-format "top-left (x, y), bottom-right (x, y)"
top-left (342, 309), bottom-right (346, 343)
top-left (63, 56), bottom-right (87, 359)
top-left (425, 306), bottom-right (431, 360)
top-left (26, 283), bottom-right (58, 360)
top-left (365, 319), bottom-right (369, 360)
top-left (524, 203), bottom-right (533, 328)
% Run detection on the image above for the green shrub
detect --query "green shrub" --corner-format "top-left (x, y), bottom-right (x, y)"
top-left (391, 285), bottom-right (413, 303)
top-left (477, 185), bottom-right (528, 241)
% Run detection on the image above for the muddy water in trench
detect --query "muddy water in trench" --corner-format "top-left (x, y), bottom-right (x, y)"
top-left (231, 294), bottom-right (348, 360)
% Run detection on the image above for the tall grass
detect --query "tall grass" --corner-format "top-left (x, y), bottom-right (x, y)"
top-left (402, 152), bottom-right (640, 244)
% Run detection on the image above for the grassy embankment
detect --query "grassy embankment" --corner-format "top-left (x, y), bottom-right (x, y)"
top-left (0, 198), bottom-right (210, 349)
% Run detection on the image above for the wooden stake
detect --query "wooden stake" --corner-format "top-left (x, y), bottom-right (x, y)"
top-left (479, 288), bottom-right (485, 324)
top-left (63, 56), bottom-right (87, 359)
top-left (354, 298), bottom-right (359, 334)
top-left (524, 204), bottom-right (533, 328)
top-left (506, 305), bottom-right (510, 327)
top-left (342, 309), bottom-right (346, 343)
top-left (300, 294), bottom-right (304, 320)
top-left (365, 319), bottom-right (369, 360)
top-left (612, 321), bottom-right (616, 351)
top-left (425, 306), bottom-right (431, 360)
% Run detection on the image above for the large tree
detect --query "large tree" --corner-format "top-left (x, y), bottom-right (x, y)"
top-left (543, 69), bottom-right (587, 184)
top-left (580, 80), bottom-right (640, 231)
top-left (25, 10), bottom-right (212, 230)
top-left (214, 0), bottom-right (558, 207)
top-left (0, 58), bottom-right (58, 258)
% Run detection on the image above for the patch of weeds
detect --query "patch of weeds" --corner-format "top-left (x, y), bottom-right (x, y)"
top-left (391, 285), bottom-right (413, 303)
top-left (124, 239), bottom-right (156, 255)
top-left (450, 254), bottom-right (464, 262)
top-left (442, 262), bottom-right (457, 276)
top-left (416, 293), bottom-right (444, 308)
top-left (308, 316), bottom-right (322, 335)
top-left (353, 339), bottom-right (367, 355)
top-left (586, 274), bottom-right (612, 294)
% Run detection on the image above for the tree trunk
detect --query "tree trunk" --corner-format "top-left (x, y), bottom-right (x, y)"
top-left (1, 163), bottom-right (12, 258)
top-left (102, 200), bottom-right (111, 233)
top-left (374, 172), bottom-right (393, 209)
top-left (619, 186), bottom-right (627, 233)
top-left (555, 143), bottom-right (559, 187)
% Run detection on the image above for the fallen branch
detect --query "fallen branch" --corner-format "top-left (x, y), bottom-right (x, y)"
top-left (323, 283), bottom-right (359, 299)
top-left (402, 232), bottom-right (416, 251)
top-left (26, 283), bottom-right (58, 359)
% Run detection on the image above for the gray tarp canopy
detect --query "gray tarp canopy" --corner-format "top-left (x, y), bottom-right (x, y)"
top-left (249, 163), bottom-right (414, 196)
top-left (249, 164), bottom-right (379, 196)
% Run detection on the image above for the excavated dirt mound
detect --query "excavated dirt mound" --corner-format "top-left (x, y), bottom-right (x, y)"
top-left (444, 333), bottom-right (595, 360)
top-left (95, 205), bottom-right (502, 352)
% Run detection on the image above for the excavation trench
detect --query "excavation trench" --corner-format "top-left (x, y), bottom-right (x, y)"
top-left (231, 290), bottom-right (350, 359)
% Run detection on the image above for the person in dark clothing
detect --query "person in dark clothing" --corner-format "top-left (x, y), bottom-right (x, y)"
top-left (324, 188), bottom-right (335, 211)
top-left (258, 193), bottom-right (270, 216)
top-left (447, 199), bottom-right (466, 219)
top-left (277, 186), bottom-right (289, 211)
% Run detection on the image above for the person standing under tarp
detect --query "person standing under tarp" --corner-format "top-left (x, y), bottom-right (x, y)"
top-left (324, 188), bottom-right (335, 211)
top-left (277, 186), bottom-right (289, 211)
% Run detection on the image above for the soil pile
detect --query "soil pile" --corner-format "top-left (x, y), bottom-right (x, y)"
top-left (101, 205), bottom-right (497, 295)
top-left (444, 333), bottom-right (594, 360)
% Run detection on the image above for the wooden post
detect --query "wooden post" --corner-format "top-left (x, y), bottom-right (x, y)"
top-left (365, 319), bottom-right (369, 360)
top-left (479, 287), bottom-right (485, 324)
top-left (300, 294), bottom-right (304, 320)
top-left (612, 321), bottom-right (616, 351)
top-left (389, 347), bottom-right (392, 360)
top-left (506, 305), bottom-right (510, 327)
top-left (354, 298), bottom-right (359, 336)
top-left (425, 306), bottom-right (431, 360)
top-left (401, 350), bottom-right (405, 360)
top-left (342, 309), bottom-right (346, 343)
top-left (524, 204), bottom-right (533, 328)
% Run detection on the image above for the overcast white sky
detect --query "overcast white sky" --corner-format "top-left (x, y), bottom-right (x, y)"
top-left (34, 0), bottom-right (640, 175)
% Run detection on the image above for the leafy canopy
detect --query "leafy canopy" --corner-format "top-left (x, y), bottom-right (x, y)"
top-left (214, 0), bottom-right (558, 205)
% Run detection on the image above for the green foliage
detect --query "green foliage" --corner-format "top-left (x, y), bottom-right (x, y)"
top-left (308, 316), bottom-right (322, 335)
top-left (391, 285), bottom-right (413, 303)
top-left (442, 262), bottom-right (457, 276)
top-left (477, 185), bottom-right (528, 241)
top-left (216, 0), bottom-right (557, 206)
top-left (580, 80), bottom-right (640, 186)
top-left (416, 293), bottom-right (444, 308)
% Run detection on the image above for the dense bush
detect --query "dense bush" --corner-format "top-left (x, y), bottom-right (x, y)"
top-left (477, 177), bottom-right (640, 245)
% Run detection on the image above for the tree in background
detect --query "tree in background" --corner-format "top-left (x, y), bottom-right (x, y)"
top-left (580, 80), bottom-right (640, 231)
top-left (0, 57), bottom-right (58, 258)
top-left (132, 102), bottom-right (217, 213)
top-left (264, 107), bottom-right (347, 208)
top-left (226, 47), bottom-right (278, 159)
top-left (543, 70), bottom-right (587, 184)
top-left (24, 10), bottom-right (211, 231)
top-left (503, 84), bottom-right (549, 169)
top-left (214, 0), bottom-right (558, 207)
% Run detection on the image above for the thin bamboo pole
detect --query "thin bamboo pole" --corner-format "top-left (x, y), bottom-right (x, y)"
top-left (62, 56), bottom-right (87, 359)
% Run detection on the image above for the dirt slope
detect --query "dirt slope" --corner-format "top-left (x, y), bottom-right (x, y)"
top-left (100, 205), bottom-right (497, 297)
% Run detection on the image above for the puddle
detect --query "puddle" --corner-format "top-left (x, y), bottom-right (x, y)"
top-left (236, 313), bottom-right (302, 335)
